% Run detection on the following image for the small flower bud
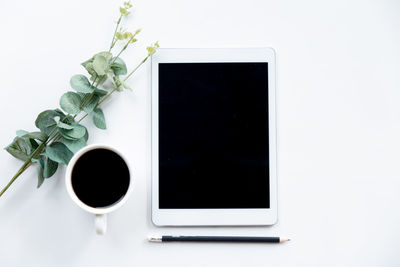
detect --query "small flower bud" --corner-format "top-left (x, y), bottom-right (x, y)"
top-left (116, 32), bottom-right (124, 40)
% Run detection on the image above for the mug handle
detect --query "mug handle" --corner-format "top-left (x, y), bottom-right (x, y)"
top-left (95, 214), bottom-right (107, 235)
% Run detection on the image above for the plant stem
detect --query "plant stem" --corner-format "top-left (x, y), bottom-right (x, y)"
top-left (109, 15), bottom-right (123, 52)
top-left (0, 141), bottom-right (46, 197)
top-left (110, 34), bottom-right (137, 65)
top-left (124, 55), bottom-right (149, 81)
top-left (0, 161), bottom-right (33, 197)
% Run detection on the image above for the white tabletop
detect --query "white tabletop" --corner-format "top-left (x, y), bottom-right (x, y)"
top-left (1, 0), bottom-right (400, 266)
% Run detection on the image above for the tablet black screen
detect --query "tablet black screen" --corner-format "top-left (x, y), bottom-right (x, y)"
top-left (158, 62), bottom-right (269, 209)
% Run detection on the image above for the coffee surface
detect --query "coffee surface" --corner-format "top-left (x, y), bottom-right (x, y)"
top-left (71, 148), bottom-right (130, 208)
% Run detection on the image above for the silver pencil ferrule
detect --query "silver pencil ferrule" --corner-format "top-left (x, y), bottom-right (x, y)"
top-left (148, 236), bottom-right (162, 242)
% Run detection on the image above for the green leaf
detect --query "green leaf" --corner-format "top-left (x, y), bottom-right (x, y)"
top-left (111, 57), bottom-right (127, 75)
top-left (16, 130), bottom-right (29, 137)
top-left (37, 159), bottom-right (44, 188)
top-left (83, 129), bottom-right (89, 142)
top-left (93, 108), bottom-right (106, 129)
top-left (57, 121), bottom-right (74, 130)
top-left (94, 88), bottom-right (108, 96)
top-left (62, 137), bottom-right (86, 153)
top-left (20, 131), bottom-right (48, 142)
top-left (29, 139), bottom-right (39, 150)
top-left (83, 95), bottom-right (99, 114)
top-left (45, 142), bottom-right (73, 165)
top-left (60, 92), bottom-right (82, 115)
top-left (70, 75), bottom-right (93, 93)
top-left (81, 58), bottom-right (92, 68)
top-left (35, 109), bottom-right (66, 135)
top-left (5, 137), bottom-right (32, 161)
top-left (43, 157), bottom-right (58, 178)
top-left (84, 63), bottom-right (97, 78)
top-left (95, 52), bottom-right (112, 62)
top-left (59, 124), bottom-right (87, 140)
top-left (93, 55), bottom-right (108, 76)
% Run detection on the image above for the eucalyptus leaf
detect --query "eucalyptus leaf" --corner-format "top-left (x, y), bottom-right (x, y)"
top-left (93, 55), bottom-right (108, 76)
top-left (4, 137), bottom-right (32, 161)
top-left (59, 124), bottom-right (87, 140)
top-left (83, 95), bottom-right (99, 114)
top-left (84, 63), bottom-right (97, 78)
top-left (29, 139), bottom-right (39, 150)
top-left (16, 130), bottom-right (29, 137)
top-left (111, 57), bottom-right (127, 75)
top-left (94, 88), bottom-right (108, 96)
top-left (45, 142), bottom-right (73, 165)
top-left (43, 158), bottom-right (58, 178)
top-left (60, 92), bottom-right (82, 115)
top-left (37, 159), bottom-right (44, 188)
top-left (81, 58), bottom-right (92, 68)
top-left (62, 137), bottom-right (86, 153)
top-left (93, 108), bottom-right (106, 129)
top-left (95, 52), bottom-right (112, 62)
top-left (83, 129), bottom-right (89, 142)
top-left (70, 75), bottom-right (93, 93)
top-left (57, 121), bottom-right (74, 130)
top-left (35, 109), bottom-right (66, 135)
top-left (21, 132), bottom-right (48, 142)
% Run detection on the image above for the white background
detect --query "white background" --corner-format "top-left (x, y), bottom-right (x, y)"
top-left (0, 0), bottom-right (399, 266)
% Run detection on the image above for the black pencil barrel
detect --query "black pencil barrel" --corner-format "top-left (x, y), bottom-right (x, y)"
top-left (162, 236), bottom-right (280, 243)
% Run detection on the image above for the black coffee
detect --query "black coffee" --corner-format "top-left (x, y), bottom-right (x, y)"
top-left (71, 148), bottom-right (130, 208)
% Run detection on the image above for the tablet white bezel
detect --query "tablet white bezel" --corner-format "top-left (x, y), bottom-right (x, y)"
top-left (151, 48), bottom-right (277, 226)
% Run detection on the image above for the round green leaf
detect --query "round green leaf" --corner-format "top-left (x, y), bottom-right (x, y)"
top-left (111, 57), bottom-right (127, 76)
top-left (4, 137), bottom-right (32, 161)
top-left (62, 137), bottom-right (86, 153)
top-left (95, 52), bottom-right (112, 62)
top-left (57, 121), bottom-right (74, 130)
top-left (16, 130), bottom-right (29, 137)
top-left (43, 157), bottom-right (58, 178)
top-left (83, 95), bottom-right (99, 114)
top-left (60, 92), bottom-right (82, 115)
top-left (21, 131), bottom-right (48, 142)
top-left (45, 142), bottom-right (73, 165)
top-left (35, 109), bottom-right (66, 135)
top-left (59, 124), bottom-right (87, 140)
top-left (93, 55), bottom-right (108, 76)
top-left (37, 159), bottom-right (45, 188)
top-left (83, 129), bottom-right (89, 142)
top-left (94, 88), bottom-right (108, 97)
top-left (70, 75), bottom-right (93, 93)
top-left (93, 108), bottom-right (106, 129)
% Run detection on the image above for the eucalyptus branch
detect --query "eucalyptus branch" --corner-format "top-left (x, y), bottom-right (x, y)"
top-left (124, 55), bottom-right (150, 82)
top-left (0, 0), bottom-right (159, 198)
top-left (111, 34), bottom-right (137, 64)
top-left (109, 15), bottom-right (123, 52)
top-left (0, 142), bottom-right (45, 197)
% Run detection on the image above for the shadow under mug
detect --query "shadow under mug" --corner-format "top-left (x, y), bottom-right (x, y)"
top-left (65, 144), bottom-right (133, 235)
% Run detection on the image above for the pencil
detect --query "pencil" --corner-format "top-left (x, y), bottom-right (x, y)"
top-left (148, 236), bottom-right (290, 243)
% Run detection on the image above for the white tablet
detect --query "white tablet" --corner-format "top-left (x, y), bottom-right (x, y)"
top-left (151, 48), bottom-right (277, 226)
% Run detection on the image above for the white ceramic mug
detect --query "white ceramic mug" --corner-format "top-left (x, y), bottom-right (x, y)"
top-left (65, 144), bottom-right (133, 235)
